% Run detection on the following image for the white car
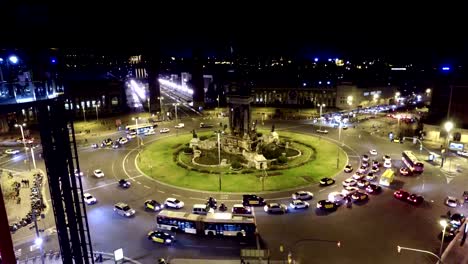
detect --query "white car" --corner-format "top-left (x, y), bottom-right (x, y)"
top-left (164, 198), bottom-right (185, 209)
top-left (366, 173), bottom-right (377, 181)
top-left (5, 149), bottom-right (20, 155)
top-left (93, 169), bottom-right (104, 178)
top-left (291, 191), bottom-right (313, 200)
top-left (118, 138), bottom-right (128, 144)
top-left (83, 193), bottom-right (97, 205)
top-left (289, 200), bottom-right (310, 209)
top-left (342, 186), bottom-right (359, 196)
top-left (145, 130), bottom-right (156, 136)
top-left (160, 128), bottom-right (170, 133)
top-left (175, 123), bottom-right (185, 128)
top-left (457, 150), bottom-right (468, 157)
top-left (445, 196), bottom-right (459, 208)
top-left (328, 192), bottom-right (345, 203)
top-left (369, 149), bottom-right (378, 155)
top-left (344, 165), bottom-right (353, 173)
top-left (362, 155), bottom-right (369, 162)
top-left (74, 169), bottom-right (84, 177)
top-left (383, 155), bottom-right (391, 162)
top-left (352, 172), bottom-right (365, 180)
top-left (357, 166), bottom-right (368, 174)
top-left (316, 129), bottom-right (329, 134)
top-left (342, 178), bottom-right (357, 187)
top-left (114, 202), bottom-right (136, 217)
top-left (383, 160), bottom-right (392, 168)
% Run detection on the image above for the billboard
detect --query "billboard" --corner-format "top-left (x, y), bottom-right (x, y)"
top-left (449, 141), bottom-right (464, 151)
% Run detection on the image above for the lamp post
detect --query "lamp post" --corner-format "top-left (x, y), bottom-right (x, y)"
top-left (216, 95), bottom-right (220, 108)
top-left (81, 102), bottom-right (86, 122)
top-left (442, 121), bottom-right (454, 168)
top-left (439, 219), bottom-right (448, 260)
top-left (337, 121), bottom-right (342, 168)
top-left (318, 103), bottom-right (325, 131)
top-left (132, 117), bottom-right (141, 151)
top-left (173, 103), bottom-right (180, 123)
top-left (397, 245), bottom-right (443, 264)
top-left (158, 96), bottom-right (164, 120)
top-left (30, 146), bottom-right (37, 170)
top-left (15, 123), bottom-right (30, 171)
top-left (147, 98), bottom-right (151, 114)
top-left (95, 104), bottom-right (99, 122)
top-left (214, 130), bottom-right (223, 191)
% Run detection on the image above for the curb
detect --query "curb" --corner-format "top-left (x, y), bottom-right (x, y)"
top-left (131, 129), bottom-right (358, 196)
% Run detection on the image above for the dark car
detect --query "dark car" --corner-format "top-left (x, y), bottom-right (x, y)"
top-left (438, 224), bottom-right (459, 241)
top-left (232, 204), bottom-right (252, 215)
top-left (394, 190), bottom-right (410, 200)
top-left (242, 194), bottom-right (265, 206)
top-left (319, 177), bottom-right (335, 186)
top-left (351, 191), bottom-right (369, 202)
top-left (206, 197), bottom-right (218, 209)
top-left (443, 213), bottom-right (466, 228)
top-left (407, 194), bottom-right (424, 205)
top-left (316, 200), bottom-right (338, 212)
top-left (144, 199), bottom-right (163, 211)
top-left (118, 179), bottom-right (131, 188)
top-left (365, 184), bottom-right (382, 194)
top-left (102, 138), bottom-right (113, 147)
top-left (147, 230), bottom-right (175, 245)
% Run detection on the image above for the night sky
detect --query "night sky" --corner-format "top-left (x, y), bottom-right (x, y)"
top-left (2, 2), bottom-right (467, 62)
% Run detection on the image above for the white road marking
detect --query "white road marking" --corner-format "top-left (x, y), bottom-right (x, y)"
top-left (143, 185), bottom-right (150, 189)
top-left (83, 175), bottom-right (144, 192)
top-left (171, 193), bottom-right (181, 197)
top-left (157, 190), bottom-right (165, 193)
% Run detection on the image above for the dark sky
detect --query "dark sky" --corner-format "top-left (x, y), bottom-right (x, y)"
top-left (2, 2), bottom-right (466, 62)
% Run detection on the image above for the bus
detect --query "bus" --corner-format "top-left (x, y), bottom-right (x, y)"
top-left (402, 150), bottom-right (424, 173)
top-left (379, 169), bottom-right (394, 186)
top-left (125, 123), bottom-right (156, 135)
top-left (156, 210), bottom-right (256, 238)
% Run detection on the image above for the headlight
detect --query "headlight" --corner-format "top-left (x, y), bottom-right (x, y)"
top-left (263, 206), bottom-right (268, 212)
top-left (161, 205), bottom-right (164, 208)
top-left (125, 212), bottom-right (132, 216)
top-left (165, 239), bottom-right (172, 243)
top-left (155, 206), bottom-right (160, 210)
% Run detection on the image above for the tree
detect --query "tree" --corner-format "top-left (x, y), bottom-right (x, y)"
top-left (192, 129), bottom-right (198, 138)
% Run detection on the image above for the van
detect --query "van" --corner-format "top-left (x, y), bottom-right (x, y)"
top-left (192, 204), bottom-right (213, 215)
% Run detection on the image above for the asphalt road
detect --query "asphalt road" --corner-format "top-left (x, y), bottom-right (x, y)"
top-left (6, 116), bottom-right (468, 263)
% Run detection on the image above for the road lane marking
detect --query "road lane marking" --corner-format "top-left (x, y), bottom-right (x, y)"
top-left (157, 190), bottom-right (165, 193)
top-left (83, 175), bottom-right (144, 192)
top-left (137, 181), bottom-right (142, 184)
top-left (171, 193), bottom-right (181, 197)
top-left (144, 185), bottom-right (150, 189)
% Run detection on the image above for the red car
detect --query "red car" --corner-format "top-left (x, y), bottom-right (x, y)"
top-left (394, 190), bottom-right (410, 200)
top-left (407, 194), bottom-right (424, 205)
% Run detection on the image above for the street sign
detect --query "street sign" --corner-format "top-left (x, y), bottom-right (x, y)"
top-left (114, 248), bottom-right (123, 261)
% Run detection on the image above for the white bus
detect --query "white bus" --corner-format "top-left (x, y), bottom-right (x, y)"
top-left (156, 210), bottom-right (256, 238)
top-left (125, 123), bottom-right (156, 135)
top-left (402, 150), bottom-right (424, 173)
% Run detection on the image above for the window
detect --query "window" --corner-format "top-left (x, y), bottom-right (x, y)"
top-left (111, 97), bottom-right (119, 106)
top-left (363, 92), bottom-right (369, 96)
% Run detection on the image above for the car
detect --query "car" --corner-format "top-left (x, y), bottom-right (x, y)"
top-left (264, 203), bottom-right (288, 214)
top-left (316, 200), bottom-right (339, 211)
top-left (5, 149), bottom-right (20, 155)
top-left (319, 177), bottom-right (335, 186)
top-left (91, 143), bottom-right (99, 148)
top-left (102, 138), bottom-right (113, 147)
top-left (112, 142), bottom-right (120, 149)
top-left (145, 130), bottom-right (156, 136)
top-left (342, 186), bottom-right (359, 196)
top-left (147, 230), bottom-right (175, 245)
top-left (118, 137), bottom-right (128, 144)
top-left (164, 198), bottom-right (185, 209)
top-left (357, 179), bottom-right (370, 188)
top-left (200, 123), bottom-right (214, 128)
top-left (392, 137), bottom-right (401, 143)
top-left (232, 204), bottom-right (252, 215)
top-left (316, 129), bottom-right (329, 134)
top-left (144, 199), bottom-right (163, 211)
top-left (457, 150), bottom-right (468, 157)
top-left (118, 179), bottom-right (131, 188)
top-left (114, 202), bottom-right (135, 217)
top-left (407, 194), bottom-right (424, 205)
top-left (366, 173), bottom-right (377, 181)
top-left (83, 193), bottom-right (97, 205)
top-left (361, 161), bottom-right (369, 168)
top-left (93, 169), bottom-right (104, 178)
top-left (365, 184), bottom-right (382, 194)
top-left (357, 166), bottom-right (368, 173)
top-left (369, 149), bottom-right (378, 155)
top-left (175, 123), bottom-right (185, 128)
top-left (383, 155), bottom-right (391, 162)
top-left (289, 200), bottom-right (310, 210)
top-left (343, 178), bottom-right (357, 187)
top-left (328, 192), bottom-right (345, 204)
top-left (74, 169), bottom-right (84, 177)
top-left (361, 155), bottom-right (369, 162)
top-left (342, 125), bottom-right (348, 130)
top-left (372, 160), bottom-right (380, 167)
top-left (383, 160), bottom-right (392, 168)
top-left (160, 128), bottom-right (170, 133)
top-left (351, 191), bottom-right (369, 202)
top-left (292, 191), bottom-right (313, 200)
top-left (448, 213), bottom-right (466, 227)
top-left (127, 133), bottom-right (136, 139)
top-left (344, 165), bottom-right (353, 173)
top-left (394, 190), bottom-right (410, 200)
top-left (370, 166), bottom-right (379, 173)
top-left (16, 137), bottom-right (34, 144)
top-left (242, 194), bottom-right (265, 206)
top-left (445, 196), bottom-right (459, 208)
top-left (399, 167), bottom-right (410, 176)
top-left (352, 172), bottom-right (365, 180)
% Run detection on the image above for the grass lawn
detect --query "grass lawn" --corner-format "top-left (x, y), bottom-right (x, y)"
top-left (138, 130), bottom-right (347, 192)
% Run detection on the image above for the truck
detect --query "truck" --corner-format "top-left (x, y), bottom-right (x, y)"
top-left (379, 169), bottom-right (394, 187)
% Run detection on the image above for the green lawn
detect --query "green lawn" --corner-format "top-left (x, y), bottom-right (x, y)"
top-left (138, 131), bottom-right (347, 192)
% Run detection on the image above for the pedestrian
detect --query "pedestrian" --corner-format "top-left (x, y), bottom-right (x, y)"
top-left (240, 259), bottom-right (246, 264)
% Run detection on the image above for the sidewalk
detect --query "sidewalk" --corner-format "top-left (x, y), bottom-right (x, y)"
top-left (442, 223), bottom-right (468, 264)
top-left (17, 251), bottom-right (143, 264)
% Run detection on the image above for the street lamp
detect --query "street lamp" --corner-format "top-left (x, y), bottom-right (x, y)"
top-left (95, 104), bottom-right (100, 122)
top-left (442, 121), bottom-right (454, 168)
top-left (14, 123), bottom-right (30, 170)
top-left (397, 245), bottom-right (443, 264)
top-left (317, 104), bottom-right (325, 131)
top-left (214, 130), bottom-right (223, 190)
top-left (8, 55), bottom-right (18, 64)
top-left (147, 98), bottom-right (151, 114)
top-left (81, 101), bottom-right (86, 122)
top-left (173, 103), bottom-right (180, 123)
top-left (439, 219), bottom-right (448, 259)
top-left (132, 117), bottom-right (142, 149)
top-left (216, 95), bottom-right (220, 108)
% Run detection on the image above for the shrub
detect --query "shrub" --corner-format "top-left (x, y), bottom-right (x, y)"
top-left (256, 132), bottom-right (263, 137)
top-left (199, 136), bottom-right (208, 141)
top-left (242, 170), bottom-right (254, 174)
top-left (231, 161), bottom-right (242, 169)
top-left (277, 156), bottom-right (288, 164)
top-left (183, 147), bottom-right (193, 154)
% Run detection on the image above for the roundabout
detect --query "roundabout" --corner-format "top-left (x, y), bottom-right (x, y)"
top-left (136, 130), bottom-right (347, 192)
